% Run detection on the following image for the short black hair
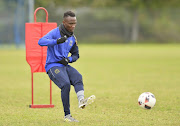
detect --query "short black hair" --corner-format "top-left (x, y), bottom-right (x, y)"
top-left (63, 11), bottom-right (76, 18)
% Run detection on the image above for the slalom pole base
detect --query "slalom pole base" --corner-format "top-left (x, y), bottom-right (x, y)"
top-left (29, 104), bottom-right (54, 108)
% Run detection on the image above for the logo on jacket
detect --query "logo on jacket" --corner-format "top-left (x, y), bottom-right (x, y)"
top-left (69, 40), bottom-right (73, 46)
top-left (54, 69), bottom-right (60, 74)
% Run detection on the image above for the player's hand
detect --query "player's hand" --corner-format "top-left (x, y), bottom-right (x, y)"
top-left (57, 35), bottom-right (67, 44)
top-left (58, 58), bottom-right (70, 66)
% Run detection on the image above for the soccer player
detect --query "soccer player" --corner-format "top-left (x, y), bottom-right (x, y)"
top-left (38, 11), bottom-right (95, 122)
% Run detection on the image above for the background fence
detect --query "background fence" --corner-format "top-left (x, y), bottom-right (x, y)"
top-left (0, 0), bottom-right (180, 47)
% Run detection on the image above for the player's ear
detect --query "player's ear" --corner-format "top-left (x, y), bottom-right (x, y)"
top-left (63, 20), bottom-right (65, 24)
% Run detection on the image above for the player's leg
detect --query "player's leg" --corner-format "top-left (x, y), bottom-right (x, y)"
top-left (66, 65), bottom-right (84, 98)
top-left (47, 66), bottom-right (72, 117)
top-left (66, 65), bottom-right (95, 109)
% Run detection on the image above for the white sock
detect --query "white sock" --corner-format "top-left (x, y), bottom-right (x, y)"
top-left (77, 90), bottom-right (84, 102)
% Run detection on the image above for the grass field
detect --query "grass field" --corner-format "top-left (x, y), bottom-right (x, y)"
top-left (0, 44), bottom-right (179, 126)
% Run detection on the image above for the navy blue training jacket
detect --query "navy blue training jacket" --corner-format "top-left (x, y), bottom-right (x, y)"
top-left (38, 27), bottom-right (79, 72)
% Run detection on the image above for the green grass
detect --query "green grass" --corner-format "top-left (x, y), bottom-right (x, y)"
top-left (0, 44), bottom-right (179, 126)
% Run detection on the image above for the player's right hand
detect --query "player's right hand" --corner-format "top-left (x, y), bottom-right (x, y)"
top-left (57, 35), bottom-right (67, 44)
top-left (58, 58), bottom-right (70, 66)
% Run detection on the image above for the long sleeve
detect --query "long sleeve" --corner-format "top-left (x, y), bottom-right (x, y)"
top-left (68, 43), bottom-right (79, 63)
top-left (38, 29), bottom-right (57, 46)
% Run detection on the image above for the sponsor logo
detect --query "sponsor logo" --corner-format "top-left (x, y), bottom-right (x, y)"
top-left (54, 69), bottom-right (60, 74)
top-left (69, 40), bottom-right (73, 46)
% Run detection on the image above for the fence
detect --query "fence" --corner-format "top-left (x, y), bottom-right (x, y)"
top-left (0, 1), bottom-right (180, 47)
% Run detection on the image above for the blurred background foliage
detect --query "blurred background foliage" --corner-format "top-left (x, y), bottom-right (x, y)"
top-left (0, 0), bottom-right (180, 47)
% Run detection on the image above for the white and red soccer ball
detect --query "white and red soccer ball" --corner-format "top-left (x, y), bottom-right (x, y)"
top-left (138, 92), bottom-right (156, 109)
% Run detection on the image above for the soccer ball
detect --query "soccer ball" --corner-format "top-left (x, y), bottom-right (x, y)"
top-left (138, 92), bottom-right (156, 109)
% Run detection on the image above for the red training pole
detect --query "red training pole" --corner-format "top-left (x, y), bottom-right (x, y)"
top-left (50, 80), bottom-right (52, 105)
top-left (31, 72), bottom-right (34, 105)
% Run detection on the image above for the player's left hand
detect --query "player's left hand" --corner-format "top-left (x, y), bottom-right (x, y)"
top-left (57, 35), bottom-right (67, 44)
top-left (58, 58), bottom-right (70, 66)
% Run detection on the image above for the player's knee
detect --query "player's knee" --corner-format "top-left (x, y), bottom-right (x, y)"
top-left (62, 82), bottom-right (71, 91)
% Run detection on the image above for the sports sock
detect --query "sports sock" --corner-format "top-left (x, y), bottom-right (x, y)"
top-left (77, 90), bottom-right (84, 102)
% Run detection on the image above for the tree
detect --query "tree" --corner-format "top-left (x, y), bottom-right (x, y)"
top-left (35, 0), bottom-right (180, 42)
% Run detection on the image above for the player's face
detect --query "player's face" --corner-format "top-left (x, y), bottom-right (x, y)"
top-left (63, 16), bottom-right (77, 32)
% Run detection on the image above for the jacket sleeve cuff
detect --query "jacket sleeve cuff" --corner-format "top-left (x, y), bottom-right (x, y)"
top-left (53, 39), bottom-right (57, 45)
top-left (68, 57), bottom-right (73, 63)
